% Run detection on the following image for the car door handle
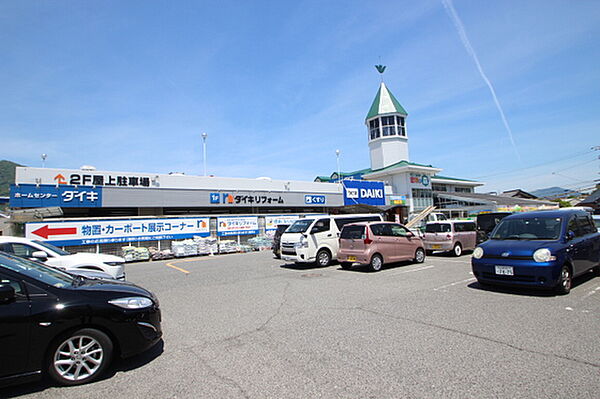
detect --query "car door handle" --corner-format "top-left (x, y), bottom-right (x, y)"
top-left (327, 234), bottom-right (332, 237)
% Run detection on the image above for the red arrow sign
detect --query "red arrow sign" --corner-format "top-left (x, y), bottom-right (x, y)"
top-left (54, 174), bottom-right (67, 184)
top-left (31, 225), bottom-right (77, 239)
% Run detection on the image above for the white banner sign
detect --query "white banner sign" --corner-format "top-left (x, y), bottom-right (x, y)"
top-left (26, 217), bottom-right (210, 246)
top-left (217, 216), bottom-right (259, 236)
top-left (265, 215), bottom-right (300, 231)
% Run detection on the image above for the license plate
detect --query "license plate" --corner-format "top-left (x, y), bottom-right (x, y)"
top-left (347, 256), bottom-right (357, 262)
top-left (431, 244), bottom-right (442, 249)
top-left (495, 266), bottom-right (514, 276)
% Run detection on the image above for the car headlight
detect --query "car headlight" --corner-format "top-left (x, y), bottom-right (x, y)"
top-left (473, 247), bottom-right (484, 259)
top-left (294, 236), bottom-right (308, 248)
top-left (109, 297), bottom-right (153, 309)
top-left (104, 261), bottom-right (124, 266)
top-left (533, 248), bottom-right (555, 263)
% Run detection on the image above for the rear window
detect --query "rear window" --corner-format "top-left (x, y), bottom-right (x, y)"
top-left (476, 213), bottom-right (511, 233)
top-left (340, 225), bottom-right (365, 239)
top-left (454, 222), bottom-right (476, 232)
top-left (425, 223), bottom-right (451, 233)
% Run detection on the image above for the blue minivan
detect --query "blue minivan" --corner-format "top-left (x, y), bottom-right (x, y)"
top-left (471, 209), bottom-right (600, 294)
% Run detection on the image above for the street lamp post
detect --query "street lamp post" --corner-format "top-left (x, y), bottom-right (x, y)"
top-left (335, 149), bottom-right (341, 184)
top-left (41, 154), bottom-right (47, 168)
top-left (202, 132), bottom-right (208, 176)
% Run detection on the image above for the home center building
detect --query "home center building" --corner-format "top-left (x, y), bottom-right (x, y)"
top-left (9, 69), bottom-right (554, 252)
top-left (10, 167), bottom-right (376, 252)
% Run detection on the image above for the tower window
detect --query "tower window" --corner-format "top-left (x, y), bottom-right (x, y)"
top-left (381, 116), bottom-right (396, 136)
top-left (369, 119), bottom-right (380, 140)
top-left (397, 116), bottom-right (406, 136)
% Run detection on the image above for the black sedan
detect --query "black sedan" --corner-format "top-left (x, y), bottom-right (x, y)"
top-left (0, 252), bottom-right (162, 387)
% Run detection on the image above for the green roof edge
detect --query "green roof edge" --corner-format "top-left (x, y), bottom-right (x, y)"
top-left (432, 175), bottom-right (477, 182)
top-left (388, 89), bottom-right (407, 115)
top-left (367, 160), bottom-right (436, 174)
top-left (366, 88), bottom-right (381, 120)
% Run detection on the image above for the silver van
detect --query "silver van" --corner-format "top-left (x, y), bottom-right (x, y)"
top-left (423, 220), bottom-right (477, 256)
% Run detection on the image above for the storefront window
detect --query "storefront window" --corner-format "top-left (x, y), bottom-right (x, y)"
top-left (455, 187), bottom-right (473, 193)
top-left (412, 188), bottom-right (433, 210)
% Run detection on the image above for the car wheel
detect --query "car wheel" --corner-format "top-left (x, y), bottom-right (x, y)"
top-left (414, 248), bottom-right (425, 263)
top-left (340, 262), bottom-right (352, 270)
top-left (316, 249), bottom-right (331, 267)
top-left (452, 243), bottom-right (462, 257)
top-left (369, 254), bottom-right (383, 272)
top-left (48, 328), bottom-right (113, 386)
top-left (555, 265), bottom-right (572, 295)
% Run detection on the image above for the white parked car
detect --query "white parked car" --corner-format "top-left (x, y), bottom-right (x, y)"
top-left (0, 236), bottom-right (125, 279)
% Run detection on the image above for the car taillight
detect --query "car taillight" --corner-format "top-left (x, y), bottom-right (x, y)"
top-left (364, 229), bottom-right (373, 245)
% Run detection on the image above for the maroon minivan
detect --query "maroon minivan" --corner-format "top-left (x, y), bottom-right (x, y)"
top-left (338, 222), bottom-right (425, 272)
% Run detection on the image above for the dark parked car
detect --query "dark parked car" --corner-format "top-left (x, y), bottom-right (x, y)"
top-left (272, 224), bottom-right (290, 259)
top-left (476, 212), bottom-right (511, 244)
top-left (471, 209), bottom-right (600, 294)
top-left (0, 252), bottom-right (162, 387)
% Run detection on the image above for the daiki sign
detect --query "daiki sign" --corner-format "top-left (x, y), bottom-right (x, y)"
top-left (26, 217), bottom-right (210, 246)
top-left (10, 184), bottom-right (103, 208)
top-left (343, 180), bottom-right (386, 206)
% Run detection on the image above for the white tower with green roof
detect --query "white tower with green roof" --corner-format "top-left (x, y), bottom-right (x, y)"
top-left (366, 66), bottom-right (409, 170)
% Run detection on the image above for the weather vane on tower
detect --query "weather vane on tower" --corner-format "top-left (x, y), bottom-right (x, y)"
top-left (375, 64), bottom-right (386, 82)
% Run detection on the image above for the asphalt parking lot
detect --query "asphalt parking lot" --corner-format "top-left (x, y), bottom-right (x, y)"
top-left (3, 251), bottom-right (600, 398)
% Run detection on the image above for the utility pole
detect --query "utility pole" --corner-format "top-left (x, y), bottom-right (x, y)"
top-left (202, 132), bottom-right (208, 176)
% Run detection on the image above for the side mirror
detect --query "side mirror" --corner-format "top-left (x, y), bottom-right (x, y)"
top-left (0, 284), bottom-right (16, 304)
top-left (406, 231), bottom-right (415, 238)
top-left (566, 230), bottom-right (575, 241)
top-left (32, 251), bottom-right (48, 261)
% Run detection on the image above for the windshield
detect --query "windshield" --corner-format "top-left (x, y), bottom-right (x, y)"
top-left (33, 240), bottom-right (70, 255)
top-left (425, 223), bottom-right (451, 233)
top-left (0, 252), bottom-right (75, 288)
top-left (594, 218), bottom-right (600, 232)
top-left (286, 219), bottom-right (314, 233)
top-left (491, 217), bottom-right (562, 240)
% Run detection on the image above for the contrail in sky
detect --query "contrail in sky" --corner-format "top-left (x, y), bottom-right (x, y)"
top-left (442, 0), bottom-right (521, 162)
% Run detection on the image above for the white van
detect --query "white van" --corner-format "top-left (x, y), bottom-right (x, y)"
top-left (280, 214), bottom-right (383, 266)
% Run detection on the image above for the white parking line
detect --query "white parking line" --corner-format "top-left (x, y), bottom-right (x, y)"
top-left (582, 285), bottom-right (600, 299)
top-left (433, 277), bottom-right (477, 291)
top-left (387, 265), bottom-right (435, 275)
top-left (427, 258), bottom-right (471, 264)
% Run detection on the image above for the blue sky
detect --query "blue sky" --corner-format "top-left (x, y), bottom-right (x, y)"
top-left (1, 0), bottom-right (599, 193)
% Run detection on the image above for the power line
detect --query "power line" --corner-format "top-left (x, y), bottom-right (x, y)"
top-left (474, 149), bottom-right (594, 179)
